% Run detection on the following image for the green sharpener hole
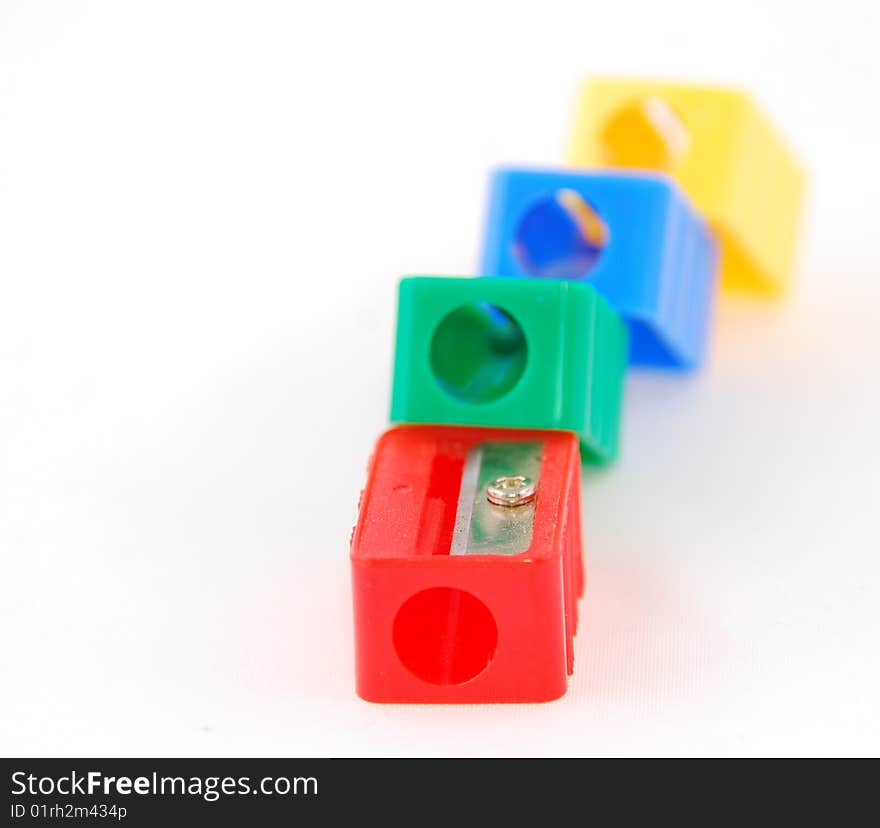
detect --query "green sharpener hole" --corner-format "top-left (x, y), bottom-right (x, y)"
top-left (429, 303), bottom-right (527, 404)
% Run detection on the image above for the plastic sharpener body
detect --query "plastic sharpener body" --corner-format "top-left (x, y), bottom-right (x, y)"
top-left (568, 78), bottom-right (805, 295)
top-left (351, 425), bottom-right (583, 703)
top-left (481, 169), bottom-right (717, 369)
top-left (390, 275), bottom-right (627, 464)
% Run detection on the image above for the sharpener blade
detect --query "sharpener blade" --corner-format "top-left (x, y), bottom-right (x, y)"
top-left (449, 441), bottom-right (542, 556)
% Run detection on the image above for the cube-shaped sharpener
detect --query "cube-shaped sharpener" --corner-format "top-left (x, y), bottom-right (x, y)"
top-left (390, 276), bottom-right (627, 464)
top-left (480, 169), bottom-right (718, 370)
top-left (351, 425), bottom-right (583, 703)
top-left (568, 78), bottom-right (806, 295)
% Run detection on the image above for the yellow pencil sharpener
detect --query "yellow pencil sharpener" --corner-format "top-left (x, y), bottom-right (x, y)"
top-left (569, 79), bottom-right (806, 296)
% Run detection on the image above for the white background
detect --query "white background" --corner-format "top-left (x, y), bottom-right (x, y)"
top-left (1, 0), bottom-right (878, 758)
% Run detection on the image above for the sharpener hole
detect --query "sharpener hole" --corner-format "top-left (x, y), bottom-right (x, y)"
top-left (429, 303), bottom-right (527, 403)
top-left (393, 587), bottom-right (498, 685)
top-left (513, 189), bottom-right (608, 279)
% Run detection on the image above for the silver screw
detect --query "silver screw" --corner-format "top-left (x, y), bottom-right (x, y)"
top-left (486, 475), bottom-right (536, 507)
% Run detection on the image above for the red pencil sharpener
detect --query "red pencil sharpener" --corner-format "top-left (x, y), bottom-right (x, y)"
top-left (350, 424), bottom-right (584, 703)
